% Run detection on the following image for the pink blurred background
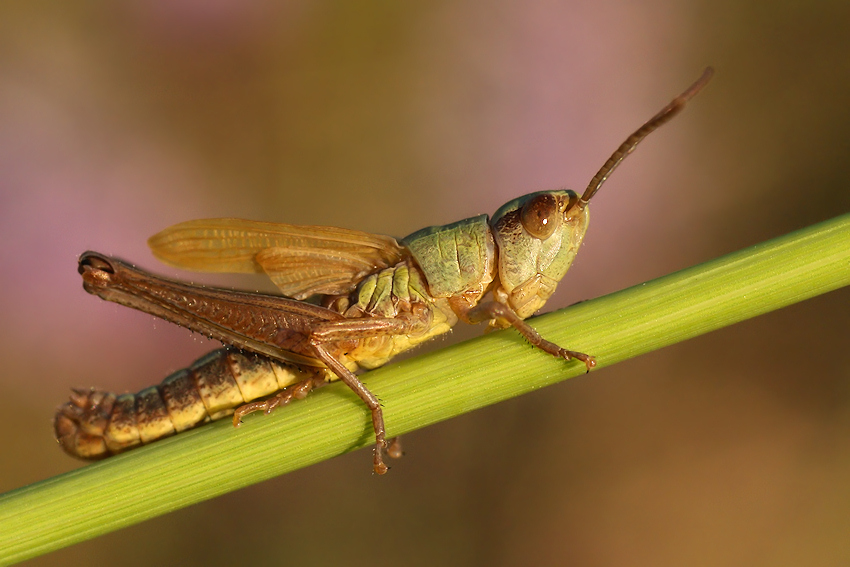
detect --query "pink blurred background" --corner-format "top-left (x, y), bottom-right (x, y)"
top-left (1, 1), bottom-right (848, 565)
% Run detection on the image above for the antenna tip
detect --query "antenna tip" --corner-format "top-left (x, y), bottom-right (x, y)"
top-left (677, 67), bottom-right (715, 103)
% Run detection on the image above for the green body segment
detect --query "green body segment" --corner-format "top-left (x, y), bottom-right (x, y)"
top-left (337, 260), bottom-right (459, 369)
top-left (401, 215), bottom-right (496, 299)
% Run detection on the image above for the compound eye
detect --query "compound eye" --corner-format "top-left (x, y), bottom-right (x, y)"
top-left (520, 194), bottom-right (560, 239)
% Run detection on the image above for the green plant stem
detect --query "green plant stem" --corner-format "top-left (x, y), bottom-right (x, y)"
top-left (1, 213), bottom-right (848, 565)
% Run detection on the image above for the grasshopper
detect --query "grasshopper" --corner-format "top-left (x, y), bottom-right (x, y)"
top-left (55, 68), bottom-right (712, 474)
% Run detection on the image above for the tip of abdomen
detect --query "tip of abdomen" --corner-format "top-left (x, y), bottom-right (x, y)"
top-left (54, 388), bottom-right (118, 460)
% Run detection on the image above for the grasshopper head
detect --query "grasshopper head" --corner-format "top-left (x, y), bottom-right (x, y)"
top-left (487, 68), bottom-right (713, 321)
top-left (489, 190), bottom-right (588, 319)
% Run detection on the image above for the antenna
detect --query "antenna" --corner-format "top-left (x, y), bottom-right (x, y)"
top-left (579, 67), bottom-right (714, 207)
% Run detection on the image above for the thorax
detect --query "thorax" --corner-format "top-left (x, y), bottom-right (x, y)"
top-left (324, 260), bottom-right (459, 369)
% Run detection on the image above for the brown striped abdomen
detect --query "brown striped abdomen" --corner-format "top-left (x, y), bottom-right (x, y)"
top-left (54, 349), bottom-right (321, 459)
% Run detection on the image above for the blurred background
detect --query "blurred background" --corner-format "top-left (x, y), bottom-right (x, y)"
top-left (1, 1), bottom-right (849, 565)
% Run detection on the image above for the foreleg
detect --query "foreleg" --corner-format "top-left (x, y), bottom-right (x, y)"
top-left (466, 301), bottom-right (596, 371)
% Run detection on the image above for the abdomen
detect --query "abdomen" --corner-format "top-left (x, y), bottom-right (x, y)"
top-left (55, 349), bottom-right (319, 459)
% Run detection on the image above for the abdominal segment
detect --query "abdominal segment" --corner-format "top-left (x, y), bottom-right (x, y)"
top-left (54, 349), bottom-right (323, 459)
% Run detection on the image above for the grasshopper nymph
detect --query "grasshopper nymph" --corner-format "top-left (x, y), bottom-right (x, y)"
top-left (56, 68), bottom-right (713, 474)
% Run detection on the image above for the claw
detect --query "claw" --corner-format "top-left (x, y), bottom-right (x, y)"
top-left (373, 448), bottom-right (389, 475)
top-left (387, 437), bottom-right (403, 459)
